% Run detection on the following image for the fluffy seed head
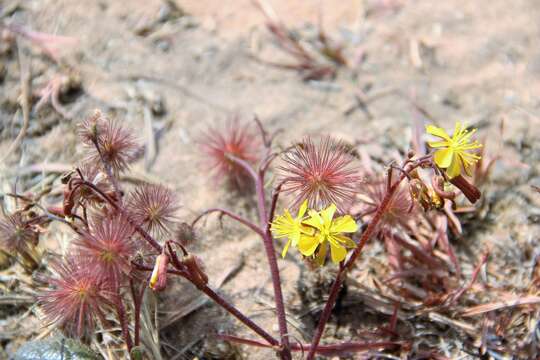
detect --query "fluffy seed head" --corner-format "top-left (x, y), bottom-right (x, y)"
top-left (0, 212), bottom-right (39, 258)
top-left (357, 176), bottom-right (416, 231)
top-left (38, 258), bottom-right (112, 338)
top-left (127, 183), bottom-right (179, 238)
top-left (199, 118), bottom-right (261, 189)
top-left (73, 214), bottom-right (135, 284)
top-left (79, 110), bottom-right (140, 174)
top-left (279, 137), bottom-right (360, 212)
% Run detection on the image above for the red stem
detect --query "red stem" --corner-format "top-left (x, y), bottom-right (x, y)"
top-left (130, 278), bottom-right (145, 347)
top-left (115, 294), bottom-right (134, 357)
top-left (198, 282), bottom-right (280, 347)
top-left (191, 208), bottom-right (265, 237)
top-left (306, 162), bottom-right (424, 359)
top-left (227, 154), bottom-right (292, 360)
top-left (89, 136), bottom-right (288, 355)
top-left (220, 334), bottom-right (400, 355)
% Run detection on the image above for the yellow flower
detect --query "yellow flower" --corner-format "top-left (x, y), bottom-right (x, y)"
top-left (299, 204), bottom-right (357, 264)
top-left (426, 122), bottom-right (482, 179)
top-left (271, 200), bottom-right (313, 258)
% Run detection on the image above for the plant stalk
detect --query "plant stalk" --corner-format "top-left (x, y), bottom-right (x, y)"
top-left (306, 167), bottom-right (415, 359)
top-left (116, 294), bottom-right (134, 357)
top-left (226, 154), bottom-right (292, 359)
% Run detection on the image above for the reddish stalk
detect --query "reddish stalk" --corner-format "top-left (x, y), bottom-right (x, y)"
top-left (198, 282), bottom-right (279, 346)
top-left (130, 278), bottom-right (146, 346)
top-left (220, 334), bottom-right (400, 355)
top-left (191, 208), bottom-right (265, 237)
top-left (226, 154), bottom-right (292, 360)
top-left (306, 161), bottom-right (426, 359)
top-left (115, 293), bottom-right (134, 357)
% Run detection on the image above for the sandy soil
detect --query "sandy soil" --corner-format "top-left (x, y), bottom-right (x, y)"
top-left (1, 0), bottom-right (540, 359)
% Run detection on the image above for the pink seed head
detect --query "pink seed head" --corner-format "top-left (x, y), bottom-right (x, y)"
top-left (38, 258), bottom-right (112, 338)
top-left (199, 118), bottom-right (261, 190)
top-left (279, 137), bottom-right (360, 212)
top-left (127, 183), bottom-right (179, 238)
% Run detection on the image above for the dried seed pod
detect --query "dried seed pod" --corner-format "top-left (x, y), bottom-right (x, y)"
top-left (449, 174), bottom-right (481, 203)
top-left (183, 254), bottom-right (208, 288)
top-left (409, 178), bottom-right (432, 211)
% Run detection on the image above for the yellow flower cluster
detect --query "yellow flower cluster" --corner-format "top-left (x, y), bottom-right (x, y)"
top-left (271, 201), bottom-right (357, 265)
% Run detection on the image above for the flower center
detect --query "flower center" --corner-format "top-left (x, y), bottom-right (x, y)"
top-left (101, 250), bottom-right (115, 262)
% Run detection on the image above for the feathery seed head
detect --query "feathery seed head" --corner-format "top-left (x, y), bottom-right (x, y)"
top-left (279, 137), bottom-right (361, 213)
top-left (38, 258), bottom-right (112, 338)
top-left (79, 110), bottom-right (141, 174)
top-left (73, 214), bottom-right (135, 284)
top-left (357, 176), bottom-right (416, 231)
top-left (199, 118), bottom-right (261, 190)
top-left (127, 183), bottom-right (179, 238)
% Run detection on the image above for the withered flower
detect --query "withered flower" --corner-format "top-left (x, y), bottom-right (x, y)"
top-left (149, 253), bottom-right (169, 292)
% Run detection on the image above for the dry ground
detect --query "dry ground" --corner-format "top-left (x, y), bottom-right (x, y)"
top-left (1, 0), bottom-right (540, 359)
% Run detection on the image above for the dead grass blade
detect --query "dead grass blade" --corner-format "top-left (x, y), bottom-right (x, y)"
top-left (462, 295), bottom-right (540, 317)
top-left (0, 41), bottom-right (31, 164)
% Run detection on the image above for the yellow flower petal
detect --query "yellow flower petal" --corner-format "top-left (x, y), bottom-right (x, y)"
top-left (329, 240), bottom-right (347, 263)
top-left (315, 243), bottom-right (328, 266)
top-left (289, 229), bottom-right (301, 247)
top-left (281, 238), bottom-right (292, 258)
top-left (452, 122), bottom-right (464, 141)
top-left (434, 148), bottom-right (454, 168)
top-left (426, 122), bottom-right (482, 179)
top-left (428, 140), bottom-right (450, 148)
top-left (320, 204), bottom-right (337, 224)
top-left (331, 215), bottom-right (357, 233)
top-left (298, 200), bottom-right (308, 217)
top-left (303, 210), bottom-right (323, 230)
top-left (333, 234), bottom-right (357, 248)
top-left (446, 156), bottom-right (462, 179)
top-left (298, 235), bottom-right (319, 256)
top-left (426, 125), bottom-right (451, 140)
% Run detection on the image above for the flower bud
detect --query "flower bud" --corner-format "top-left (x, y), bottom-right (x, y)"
top-left (149, 254), bottom-right (169, 292)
